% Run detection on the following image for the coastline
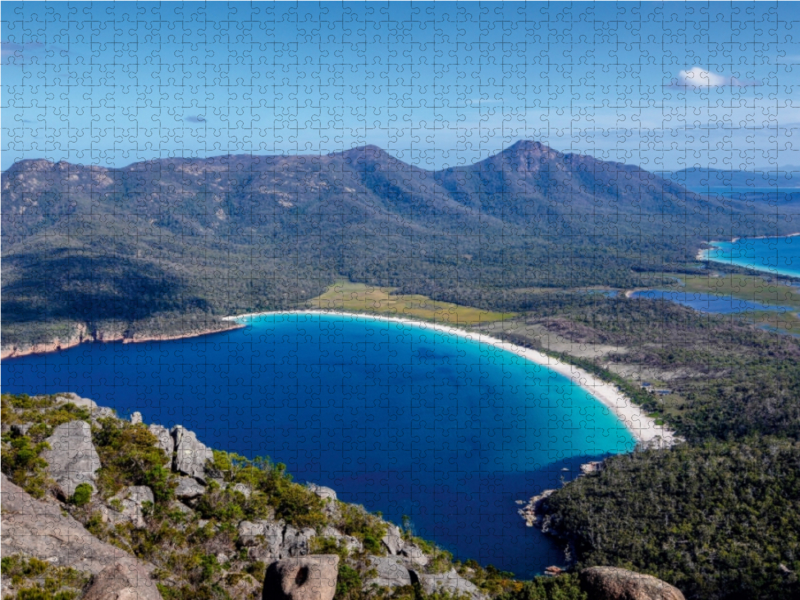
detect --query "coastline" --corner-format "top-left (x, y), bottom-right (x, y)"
top-left (698, 232), bottom-right (800, 278)
top-left (0, 322), bottom-right (245, 360)
top-left (224, 310), bottom-right (679, 446)
top-left (697, 233), bottom-right (800, 262)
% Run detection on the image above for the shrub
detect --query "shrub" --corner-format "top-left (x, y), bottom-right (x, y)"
top-left (70, 483), bottom-right (93, 506)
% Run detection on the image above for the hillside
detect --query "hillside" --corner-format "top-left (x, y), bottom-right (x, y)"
top-left (1, 392), bottom-right (687, 600)
top-left (3, 143), bottom-right (796, 352)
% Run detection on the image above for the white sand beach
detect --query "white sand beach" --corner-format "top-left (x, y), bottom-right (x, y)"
top-left (224, 310), bottom-right (680, 447)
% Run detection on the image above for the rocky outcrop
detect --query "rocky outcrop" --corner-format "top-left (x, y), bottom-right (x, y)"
top-left (307, 483), bottom-right (337, 502)
top-left (175, 475), bottom-right (205, 503)
top-left (1, 474), bottom-right (154, 577)
top-left (519, 489), bottom-right (556, 528)
top-left (320, 526), bottom-right (363, 554)
top-left (106, 486), bottom-right (154, 529)
top-left (381, 524), bottom-right (405, 555)
top-left (400, 543), bottom-right (429, 566)
top-left (54, 393), bottom-right (116, 420)
top-left (412, 567), bottom-right (486, 600)
top-left (41, 420), bottom-right (102, 499)
top-left (263, 555), bottom-right (339, 600)
top-left (580, 567), bottom-right (686, 600)
top-left (239, 520), bottom-right (285, 557)
top-left (363, 556), bottom-right (412, 588)
top-left (148, 424), bottom-right (174, 458)
top-left (232, 483), bottom-right (252, 498)
top-left (238, 519), bottom-right (316, 562)
top-left (83, 561), bottom-right (163, 600)
top-left (171, 425), bottom-right (214, 481)
top-left (283, 525), bottom-right (316, 557)
top-left (130, 411), bottom-right (143, 425)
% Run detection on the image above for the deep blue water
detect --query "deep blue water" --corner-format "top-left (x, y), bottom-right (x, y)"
top-left (630, 290), bottom-right (793, 314)
top-left (0, 313), bottom-right (635, 578)
top-left (702, 236), bottom-right (800, 279)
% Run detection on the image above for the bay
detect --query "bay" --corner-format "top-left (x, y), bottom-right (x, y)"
top-left (702, 235), bottom-right (800, 279)
top-left (1, 313), bottom-right (636, 578)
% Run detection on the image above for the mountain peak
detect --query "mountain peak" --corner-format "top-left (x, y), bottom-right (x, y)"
top-left (505, 140), bottom-right (559, 156)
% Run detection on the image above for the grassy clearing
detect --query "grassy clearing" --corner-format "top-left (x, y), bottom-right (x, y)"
top-left (307, 280), bottom-right (514, 325)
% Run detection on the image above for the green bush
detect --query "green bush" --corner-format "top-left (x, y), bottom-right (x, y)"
top-left (1, 433), bottom-right (52, 498)
top-left (335, 563), bottom-right (362, 599)
top-left (93, 418), bottom-right (173, 498)
top-left (70, 483), bottom-right (93, 507)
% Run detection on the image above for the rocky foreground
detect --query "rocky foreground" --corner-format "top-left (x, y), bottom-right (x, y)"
top-left (1, 393), bottom-right (685, 600)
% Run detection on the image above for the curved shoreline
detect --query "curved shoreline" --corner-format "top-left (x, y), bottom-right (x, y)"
top-left (697, 232), bottom-right (800, 265)
top-left (224, 310), bottom-right (679, 446)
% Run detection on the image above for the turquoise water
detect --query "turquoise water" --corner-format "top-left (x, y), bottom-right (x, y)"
top-left (702, 236), bottom-right (800, 279)
top-left (0, 313), bottom-right (635, 577)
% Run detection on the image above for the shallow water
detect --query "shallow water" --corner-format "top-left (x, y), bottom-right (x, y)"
top-left (702, 236), bottom-right (800, 279)
top-left (1, 313), bottom-right (636, 577)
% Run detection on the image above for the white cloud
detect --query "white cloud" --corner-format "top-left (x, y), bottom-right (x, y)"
top-left (672, 67), bottom-right (761, 89)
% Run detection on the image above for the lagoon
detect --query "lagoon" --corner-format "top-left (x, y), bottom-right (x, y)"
top-left (630, 290), bottom-right (793, 314)
top-left (0, 313), bottom-right (636, 577)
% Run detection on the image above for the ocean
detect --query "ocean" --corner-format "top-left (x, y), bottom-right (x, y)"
top-left (702, 236), bottom-right (800, 279)
top-left (1, 313), bottom-right (636, 578)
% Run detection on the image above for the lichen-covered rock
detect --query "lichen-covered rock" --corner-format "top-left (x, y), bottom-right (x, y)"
top-left (381, 524), bottom-right (405, 555)
top-left (232, 483), bottom-right (252, 498)
top-left (41, 420), bottom-right (101, 499)
top-left (400, 543), bottom-right (428, 566)
top-left (412, 568), bottom-right (486, 600)
top-left (580, 567), bottom-right (686, 600)
top-left (148, 424), bottom-right (174, 458)
top-left (238, 519), bottom-right (285, 561)
top-left (320, 526), bottom-right (363, 554)
top-left (171, 425), bottom-right (213, 481)
top-left (107, 486), bottom-right (154, 529)
top-left (307, 483), bottom-right (337, 502)
top-left (1, 474), bottom-right (154, 576)
top-left (363, 556), bottom-right (411, 588)
top-left (263, 555), bottom-right (339, 600)
top-left (282, 525), bottom-right (316, 557)
top-left (54, 393), bottom-right (115, 420)
top-left (175, 476), bottom-right (205, 503)
top-left (83, 561), bottom-right (163, 600)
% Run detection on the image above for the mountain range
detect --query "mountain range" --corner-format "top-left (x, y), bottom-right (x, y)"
top-left (3, 141), bottom-right (799, 348)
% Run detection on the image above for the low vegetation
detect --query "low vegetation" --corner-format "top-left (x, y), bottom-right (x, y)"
top-left (1, 555), bottom-right (90, 600)
top-left (308, 280), bottom-right (514, 325)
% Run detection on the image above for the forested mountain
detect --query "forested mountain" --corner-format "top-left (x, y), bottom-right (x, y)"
top-left (3, 142), bottom-right (798, 348)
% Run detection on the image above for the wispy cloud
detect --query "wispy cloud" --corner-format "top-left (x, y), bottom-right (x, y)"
top-left (1, 40), bottom-right (44, 64)
top-left (185, 115), bottom-right (206, 123)
top-left (671, 67), bottom-right (761, 89)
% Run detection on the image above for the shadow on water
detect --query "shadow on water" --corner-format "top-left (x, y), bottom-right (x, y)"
top-left (322, 452), bottom-right (615, 580)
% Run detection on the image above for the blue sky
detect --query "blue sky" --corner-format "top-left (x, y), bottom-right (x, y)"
top-left (2, 1), bottom-right (799, 171)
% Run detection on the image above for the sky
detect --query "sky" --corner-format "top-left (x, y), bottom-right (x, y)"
top-left (2, 1), bottom-right (800, 172)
